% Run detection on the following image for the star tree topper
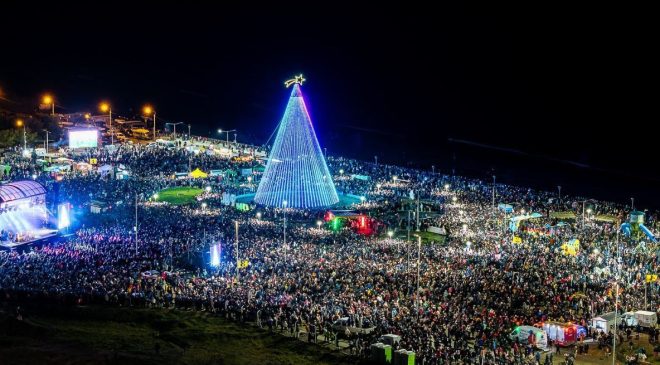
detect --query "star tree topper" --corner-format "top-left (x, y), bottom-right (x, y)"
top-left (284, 74), bottom-right (306, 88)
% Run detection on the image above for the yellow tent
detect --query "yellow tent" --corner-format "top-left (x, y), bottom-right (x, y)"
top-left (189, 168), bottom-right (208, 178)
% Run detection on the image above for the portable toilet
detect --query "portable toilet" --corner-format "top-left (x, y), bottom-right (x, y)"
top-left (383, 344), bottom-right (392, 364)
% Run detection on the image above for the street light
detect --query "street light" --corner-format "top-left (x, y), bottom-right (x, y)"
top-left (256, 212), bottom-right (262, 219)
top-left (580, 199), bottom-right (597, 230)
top-left (339, 169), bottom-right (344, 176)
top-left (452, 196), bottom-right (457, 203)
top-left (387, 230), bottom-right (393, 238)
top-left (15, 119), bottom-right (26, 150)
top-left (444, 184), bottom-right (450, 190)
top-left (205, 186), bottom-right (212, 193)
top-left (316, 220), bottom-right (322, 229)
top-left (153, 193), bottom-right (159, 200)
top-left (142, 105), bottom-right (156, 141)
top-left (217, 128), bottom-right (236, 144)
top-left (99, 102), bottom-right (113, 145)
top-left (42, 94), bottom-right (55, 115)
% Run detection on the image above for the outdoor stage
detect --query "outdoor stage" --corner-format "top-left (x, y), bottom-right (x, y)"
top-left (0, 180), bottom-right (60, 249)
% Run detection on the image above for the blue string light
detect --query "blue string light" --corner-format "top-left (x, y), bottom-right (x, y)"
top-left (255, 83), bottom-right (338, 208)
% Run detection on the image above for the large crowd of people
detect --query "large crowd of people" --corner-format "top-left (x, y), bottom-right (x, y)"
top-left (0, 139), bottom-right (658, 364)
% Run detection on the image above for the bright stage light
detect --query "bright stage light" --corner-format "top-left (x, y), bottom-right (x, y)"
top-left (210, 243), bottom-right (221, 267)
top-left (57, 203), bottom-right (70, 230)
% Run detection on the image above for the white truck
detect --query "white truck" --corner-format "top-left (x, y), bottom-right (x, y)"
top-left (619, 310), bottom-right (658, 329)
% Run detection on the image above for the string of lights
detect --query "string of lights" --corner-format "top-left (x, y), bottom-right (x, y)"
top-left (254, 82), bottom-right (338, 208)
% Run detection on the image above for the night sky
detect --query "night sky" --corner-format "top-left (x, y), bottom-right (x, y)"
top-left (1, 4), bottom-right (657, 207)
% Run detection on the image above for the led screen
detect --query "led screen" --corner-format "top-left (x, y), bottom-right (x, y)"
top-left (69, 130), bottom-right (98, 148)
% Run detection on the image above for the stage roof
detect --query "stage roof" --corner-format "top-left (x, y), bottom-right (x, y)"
top-left (0, 181), bottom-right (46, 203)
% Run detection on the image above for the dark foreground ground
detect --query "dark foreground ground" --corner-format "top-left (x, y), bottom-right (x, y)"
top-left (0, 304), bottom-right (363, 365)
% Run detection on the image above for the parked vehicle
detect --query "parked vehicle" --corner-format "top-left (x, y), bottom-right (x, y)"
top-left (509, 326), bottom-right (549, 350)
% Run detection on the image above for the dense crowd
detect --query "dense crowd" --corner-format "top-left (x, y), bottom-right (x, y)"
top-left (1, 141), bottom-right (658, 364)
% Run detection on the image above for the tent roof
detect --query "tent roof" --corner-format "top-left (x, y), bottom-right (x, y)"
top-left (0, 180), bottom-right (46, 203)
top-left (189, 168), bottom-right (208, 178)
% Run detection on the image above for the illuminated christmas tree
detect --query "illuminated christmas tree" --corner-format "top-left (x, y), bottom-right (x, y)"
top-left (254, 75), bottom-right (339, 208)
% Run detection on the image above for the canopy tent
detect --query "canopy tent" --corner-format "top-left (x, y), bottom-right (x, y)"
top-left (509, 212), bottom-right (543, 232)
top-left (594, 214), bottom-right (617, 223)
top-left (44, 164), bottom-right (71, 172)
top-left (351, 174), bottom-right (370, 181)
top-left (591, 312), bottom-right (617, 334)
top-left (498, 203), bottom-right (513, 213)
top-left (550, 211), bottom-right (577, 220)
top-left (189, 168), bottom-right (208, 179)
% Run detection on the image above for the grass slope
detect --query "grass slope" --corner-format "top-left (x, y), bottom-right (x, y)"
top-left (0, 306), bottom-right (360, 365)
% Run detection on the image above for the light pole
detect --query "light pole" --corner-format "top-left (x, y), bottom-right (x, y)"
top-left (630, 197), bottom-right (635, 211)
top-left (217, 129), bottom-right (236, 144)
top-left (557, 185), bottom-right (562, 202)
top-left (612, 219), bottom-right (620, 365)
top-left (415, 234), bottom-right (421, 321)
top-left (235, 220), bottom-right (239, 281)
top-left (374, 155), bottom-right (378, 165)
top-left (316, 220), bottom-right (322, 230)
top-left (42, 94), bottom-right (54, 116)
top-left (100, 102), bottom-right (112, 145)
top-left (42, 129), bottom-right (49, 152)
top-left (135, 193), bottom-right (139, 255)
top-left (188, 124), bottom-right (192, 139)
top-left (166, 122), bottom-right (183, 139)
top-left (142, 105), bottom-right (156, 141)
top-left (492, 175), bottom-right (496, 211)
top-left (432, 165), bottom-right (435, 174)
top-left (283, 200), bottom-right (287, 266)
top-left (16, 119), bottom-right (26, 150)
